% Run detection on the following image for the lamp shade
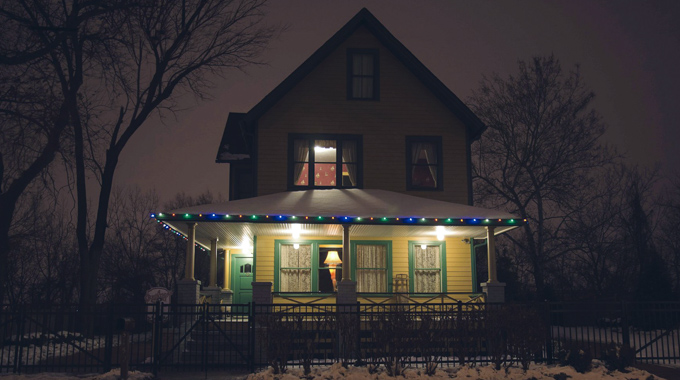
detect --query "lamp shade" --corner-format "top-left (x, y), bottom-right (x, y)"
top-left (324, 251), bottom-right (342, 266)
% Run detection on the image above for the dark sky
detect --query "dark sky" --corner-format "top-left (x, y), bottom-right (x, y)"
top-left (115, 0), bottom-right (680, 203)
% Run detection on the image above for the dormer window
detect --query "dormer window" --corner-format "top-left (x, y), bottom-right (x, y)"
top-left (347, 49), bottom-right (379, 100)
top-left (289, 134), bottom-right (362, 189)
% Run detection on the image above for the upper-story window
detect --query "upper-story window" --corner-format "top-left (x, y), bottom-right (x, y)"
top-left (347, 49), bottom-right (379, 100)
top-left (289, 134), bottom-right (362, 189)
top-left (406, 136), bottom-right (443, 190)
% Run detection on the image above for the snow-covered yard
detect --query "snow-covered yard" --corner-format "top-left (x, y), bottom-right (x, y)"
top-left (246, 361), bottom-right (666, 380)
top-left (0, 331), bottom-right (153, 367)
top-left (0, 369), bottom-right (151, 380)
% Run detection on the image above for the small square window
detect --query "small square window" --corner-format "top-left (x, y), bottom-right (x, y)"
top-left (347, 49), bottom-right (379, 100)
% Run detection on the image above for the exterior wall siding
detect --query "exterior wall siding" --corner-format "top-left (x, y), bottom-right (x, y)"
top-left (254, 234), bottom-right (473, 296)
top-left (256, 26), bottom-right (469, 204)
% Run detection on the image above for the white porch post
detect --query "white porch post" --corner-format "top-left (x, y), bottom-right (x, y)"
top-left (486, 226), bottom-right (497, 283)
top-left (337, 224), bottom-right (357, 306)
top-left (209, 238), bottom-right (218, 287)
top-left (184, 223), bottom-right (197, 280)
top-left (481, 226), bottom-right (506, 303)
top-left (203, 237), bottom-right (222, 304)
top-left (221, 249), bottom-right (233, 305)
top-left (341, 224), bottom-right (351, 282)
top-left (178, 222), bottom-right (200, 305)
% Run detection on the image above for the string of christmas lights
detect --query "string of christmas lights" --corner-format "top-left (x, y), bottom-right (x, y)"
top-left (151, 213), bottom-right (526, 226)
top-left (155, 220), bottom-right (208, 251)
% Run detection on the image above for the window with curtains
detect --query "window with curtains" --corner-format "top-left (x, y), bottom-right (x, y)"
top-left (289, 134), bottom-right (362, 189)
top-left (406, 136), bottom-right (443, 190)
top-left (347, 49), bottom-right (379, 100)
top-left (275, 240), bottom-right (344, 293)
top-left (409, 241), bottom-right (447, 293)
top-left (279, 243), bottom-right (312, 292)
top-left (352, 242), bottom-right (392, 293)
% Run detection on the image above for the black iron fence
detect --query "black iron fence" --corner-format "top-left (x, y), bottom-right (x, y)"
top-left (1, 301), bottom-right (679, 375)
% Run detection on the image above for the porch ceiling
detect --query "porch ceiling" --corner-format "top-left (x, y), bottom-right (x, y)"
top-left (156, 189), bottom-right (521, 249)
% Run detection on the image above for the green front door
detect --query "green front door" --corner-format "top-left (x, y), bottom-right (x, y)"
top-left (232, 255), bottom-right (253, 305)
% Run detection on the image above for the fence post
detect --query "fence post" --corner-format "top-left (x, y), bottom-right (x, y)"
top-left (249, 302), bottom-right (256, 373)
top-left (544, 302), bottom-right (553, 364)
top-left (153, 299), bottom-right (163, 376)
top-left (621, 301), bottom-right (631, 348)
top-left (13, 306), bottom-right (25, 374)
top-left (356, 301), bottom-right (361, 363)
top-left (104, 303), bottom-right (114, 372)
top-left (201, 302), bottom-right (208, 372)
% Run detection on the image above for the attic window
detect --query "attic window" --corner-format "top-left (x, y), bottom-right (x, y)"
top-left (347, 49), bottom-right (379, 100)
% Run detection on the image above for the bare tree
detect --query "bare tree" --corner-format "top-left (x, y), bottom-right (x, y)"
top-left (0, 0), bottom-right (118, 304)
top-left (658, 175), bottom-right (680, 294)
top-left (46, 0), bottom-right (277, 313)
top-left (469, 56), bottom-right (614, 300)
top-left (101, 186), bottom-right (165, 303)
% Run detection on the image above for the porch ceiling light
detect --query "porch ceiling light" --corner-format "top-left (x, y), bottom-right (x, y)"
top-left (436, 226), bottom-right (445, 241)
top-left (291, 223), bottom-right (302, 239)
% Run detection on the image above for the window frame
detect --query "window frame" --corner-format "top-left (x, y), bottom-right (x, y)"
top-left (347, 48), bottom-right (380, 101)
top-left (287, 133), bottom-right (363, 190)
top-left (274, 239), bottom-right (342, 295)
top-left (408, 240), bottom-right (447, 294)
top-left (351, 240), bottom-right (393, 294)
top-left (405, 136), bottom-right (444, 191)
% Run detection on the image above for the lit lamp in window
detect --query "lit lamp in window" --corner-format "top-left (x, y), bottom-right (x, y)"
top-left (324, 251), bottom-right (342, 291)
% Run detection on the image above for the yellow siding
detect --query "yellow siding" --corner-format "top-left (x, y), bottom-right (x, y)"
top-left (254, 234), bottom-right (472, 294)
top-left (256, 26), bottom-right (470, 204)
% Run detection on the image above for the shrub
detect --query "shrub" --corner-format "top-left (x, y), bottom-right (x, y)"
top-left (601, 343), bottom-right (635, 372)
top-left (557, 344), bottom-right (592, 373)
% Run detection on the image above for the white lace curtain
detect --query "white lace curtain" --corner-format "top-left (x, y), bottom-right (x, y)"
top-left (356, 245), bottom-right (387, 292)
top-left (342, 140), bottom-right (357, 186)
top-left (280, 244), bottom-right (311, 292)
top-left (414, 245), bottom-right (441, 293)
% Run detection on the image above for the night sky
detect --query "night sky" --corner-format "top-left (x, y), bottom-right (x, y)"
top-left (115, 1), bottom-right (680, 202)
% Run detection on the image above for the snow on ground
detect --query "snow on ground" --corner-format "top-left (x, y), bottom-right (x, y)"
top-left (0, 369), bottom-right (152, 380)
top-left (246, 361), bottom-right (665, 380)
top-left (1, 332), bottom-right (152, 366)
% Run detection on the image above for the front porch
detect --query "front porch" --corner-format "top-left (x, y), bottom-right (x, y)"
top-left (154, 189), bottom-right (522, 306)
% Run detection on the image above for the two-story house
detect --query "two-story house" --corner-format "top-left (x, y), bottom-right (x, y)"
top-left (154, 8), bottom-right (520, 306)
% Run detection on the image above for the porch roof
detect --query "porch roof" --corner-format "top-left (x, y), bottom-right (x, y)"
top-left (154, 189), bottom-right (522, 249)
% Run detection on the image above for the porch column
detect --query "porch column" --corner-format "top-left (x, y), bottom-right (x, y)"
top-left (209, 238), bottom-right (218, 287)
top-left (481, 226), bottom-right (506, 303)
top-left (341, 224), bottom-right (351, 282)
top-left (338, 224), bottom-right (357, 306)
top-left (184, 223), bottom-right (197, 280)
top-left (178, 222), bottom-right (200, 305)
top-left (202, 237), bottom-right (222, 304)
top-left (486, 226), bottom-right (497, 283)
top-left (221, 249), bottom-right (233, 305)
top-left (223, 249), bottom-right (230, 289)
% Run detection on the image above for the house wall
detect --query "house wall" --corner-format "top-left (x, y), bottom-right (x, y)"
top-left (254, 234), bottom-right (473, 301)
top-left (256, 26), bottom-right (469, 204)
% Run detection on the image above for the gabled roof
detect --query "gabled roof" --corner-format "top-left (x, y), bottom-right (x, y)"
top-left (216, 8), bottom-right (487, 162)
